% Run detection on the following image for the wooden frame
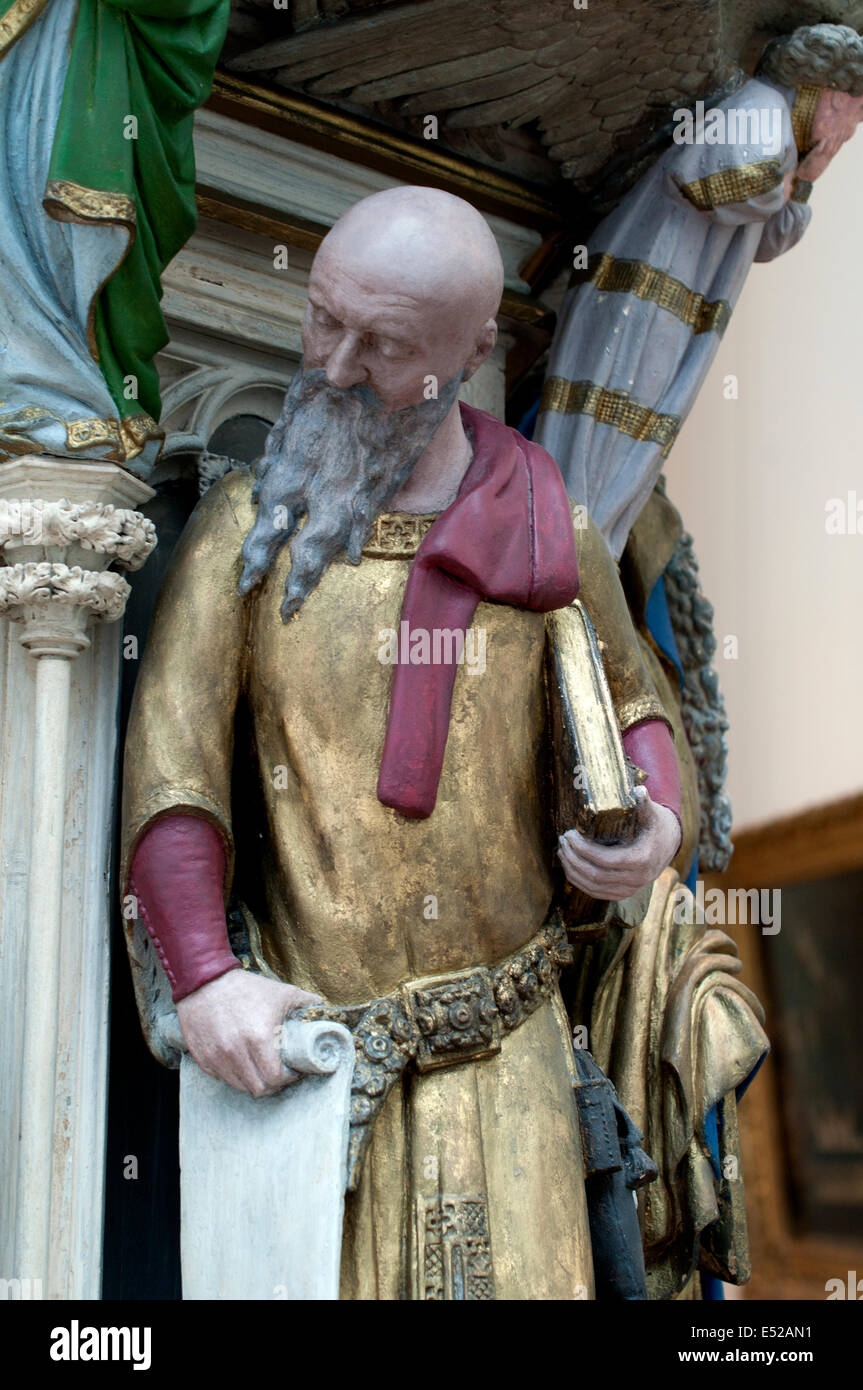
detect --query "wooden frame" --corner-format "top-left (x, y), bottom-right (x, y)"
top-left (706, 792), bottom-right (863, 1299)
top-left (206, 73), bottom-right (567, 233)
top-left (204, 72), bottom-right (573, 296)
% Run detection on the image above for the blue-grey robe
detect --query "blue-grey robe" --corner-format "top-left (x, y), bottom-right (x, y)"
top-left (537, 78), bottom-right (811, 558)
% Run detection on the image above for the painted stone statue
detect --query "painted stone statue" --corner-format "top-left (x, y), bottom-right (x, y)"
top-left (0, 0), bottom-right (229, 470)
top-left (122, 187), bottom-right (767, 1300)
top-left (537, 23), bottom-right (863, 561)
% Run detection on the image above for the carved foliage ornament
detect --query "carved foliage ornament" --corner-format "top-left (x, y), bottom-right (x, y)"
top-left (0, 563), bottom-right (131, 623)
top-left (0, 500), bottom-right (156, 570)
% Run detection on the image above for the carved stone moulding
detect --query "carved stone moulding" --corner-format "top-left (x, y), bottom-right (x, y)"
top-left (0, 499), bottom-right (156, 569)
top-left (0, 456), bottom-right (156, 657)
top-left (0, 563), bottom-right (131, 658)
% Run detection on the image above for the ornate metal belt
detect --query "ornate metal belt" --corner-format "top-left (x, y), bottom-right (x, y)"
top-left (298, 915), bottom-right (574, 1190)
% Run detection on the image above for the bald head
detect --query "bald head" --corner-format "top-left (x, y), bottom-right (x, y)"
top-left (301, 187), bottom-right (504, 412)
top-left (318, 186), bottom-right (504, 326)
top-left (242, 190), bottom-right (505, 616)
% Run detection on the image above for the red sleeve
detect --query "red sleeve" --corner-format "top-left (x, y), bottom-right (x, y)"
top-left (622, 718), bottom-right (683, 847)
top-left (128, 814), bottom-right (240, 1003)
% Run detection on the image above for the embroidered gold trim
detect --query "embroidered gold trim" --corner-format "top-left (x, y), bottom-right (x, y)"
top-left (0, 406), bottom-right (158, 462)
top-left (362, 512), bottom-right (437, 559)
top-left (573, 252), bottom-right (731, 337)
top-left (43, 180), bottom-right (137, 230)
top-left (0, 0), bottom-right (49, 61)
top-left (791, 177), bottom-right (813, 204)
top-left (679, 159), bottom-right (782, 212)
top-left (65, 418), bottom-right (125, 461)
top-left (120, 412), bottom-right (161, 458)
top-left (418, 1194), bottom-right (495, 1301)
top-left (791, 85), bottom-right (821, 157)
top-left (65, 413), bottom-right (160, 462)
top-left (43, 180), bottom-right (137, 361)
top-left (539, 378), bottom-right (681, 459)
top-left (0, 404), bottom-right (53, 456)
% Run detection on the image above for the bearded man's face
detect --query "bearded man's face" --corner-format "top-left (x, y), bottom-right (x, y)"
top-left (237, 232), bottom-right (497, 619)
top-left (238, 366), bottom-right (462, 621)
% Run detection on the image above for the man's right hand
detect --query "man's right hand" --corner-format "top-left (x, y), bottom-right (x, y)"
top-left (176, 970), bottom-right (322, 1098)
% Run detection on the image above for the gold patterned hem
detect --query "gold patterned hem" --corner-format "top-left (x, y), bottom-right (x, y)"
top-left (539, 377), bottom-right (681, 459)
top-left (679, 158), bottom-right (782, 212)
top-left (0, 0), bottom-right (49, 60)
top-left (43, 179), bottom-right (137, 231)
top-left (118, 412), bottom-right (162, 458)
top-left (0, 403), bottom-right (54, 457)
top-left (65, 412), bottom-right (162, 463)
top-left (43, 180), bottom-right (137, 362)
top-left (362, 512), bottom-right (437, 559)
top-left (791, 85), bottom-right (821, 157)
top-left (0, 407), bottom-right (161, 464)
top-left (573, 252), bottom-right (731, 338)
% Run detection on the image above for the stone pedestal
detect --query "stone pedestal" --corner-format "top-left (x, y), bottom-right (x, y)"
top-left (0, 457), bottom-right (155, 1299)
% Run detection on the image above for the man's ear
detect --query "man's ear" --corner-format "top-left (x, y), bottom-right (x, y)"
top-left (462, 318), bottom-right (498, 382)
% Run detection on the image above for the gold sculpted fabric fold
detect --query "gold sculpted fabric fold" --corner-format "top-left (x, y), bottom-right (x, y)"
top-left (572, 867), bottom-right (769, 1297)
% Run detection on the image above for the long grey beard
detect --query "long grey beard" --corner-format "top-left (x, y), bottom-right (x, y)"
top-left (238, 367), bottom-right (463, 621)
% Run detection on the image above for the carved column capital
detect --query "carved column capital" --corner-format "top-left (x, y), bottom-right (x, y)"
top-left (0, 498), bottom-right (156, 569)
top-left (0, 457), bottom-right (156, 660)
top-left (0, 563), bottom-right (132, 658)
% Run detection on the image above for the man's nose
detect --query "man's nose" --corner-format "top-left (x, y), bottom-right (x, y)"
top-left (325, 332), bottom-right (367, 389)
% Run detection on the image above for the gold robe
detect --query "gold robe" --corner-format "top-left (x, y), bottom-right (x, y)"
top-left (121, 470), bottom-right (718, 1300)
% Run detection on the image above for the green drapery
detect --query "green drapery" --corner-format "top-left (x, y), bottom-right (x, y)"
top-left (1, 0), bottom-right (230, 438)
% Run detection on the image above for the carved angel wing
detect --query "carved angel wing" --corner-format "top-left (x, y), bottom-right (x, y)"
top-left (228, 0), bottom-right (863, 195)
top-left (229, 0), bottom-right (731, 193)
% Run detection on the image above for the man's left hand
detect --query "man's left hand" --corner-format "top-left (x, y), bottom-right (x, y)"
top-left (557, 786), bottom-right (681, 901)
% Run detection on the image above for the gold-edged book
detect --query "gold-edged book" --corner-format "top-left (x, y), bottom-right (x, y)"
top-left (546, 599), bottom-right (644, 847)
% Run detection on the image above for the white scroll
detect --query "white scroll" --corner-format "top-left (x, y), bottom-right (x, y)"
top-left (157, 1014), bottom-right (355, 1301)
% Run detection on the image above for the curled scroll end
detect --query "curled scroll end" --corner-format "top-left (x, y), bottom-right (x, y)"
top-left (279, 1019), bottom-right (355, 1076)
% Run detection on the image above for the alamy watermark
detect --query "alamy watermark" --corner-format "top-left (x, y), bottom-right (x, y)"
top-left (50, 1321), bottom-right (151, 1370)
top-left (0, 498), bottom-right (46, 542)
top-left (378, 623), bottom-right (486, 675)
top-left (0, 1276), bottom-right (42, 1299)
top-left (673, 100), bottom-right (782, 156)
top-left (672, 880), bottom-right (781, 935)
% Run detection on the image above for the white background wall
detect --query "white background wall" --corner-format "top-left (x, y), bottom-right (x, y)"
top-left (664, 137), bottom-right (863, 831)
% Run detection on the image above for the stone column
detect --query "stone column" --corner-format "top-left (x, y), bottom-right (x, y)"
top-left (0, 457), bottom-right (155, 1300)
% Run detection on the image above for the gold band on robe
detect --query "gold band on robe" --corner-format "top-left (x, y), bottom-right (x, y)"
top-left (298, 914), bottom-right (575, 1190)
top-left (791, 85), bottom-right (822, 157)
top-left (572, 253), bottom-right (731, 338)
top-left (0, 0), bottom-right (49, 60)
top-left (0, 406), bottom-right (161, 464)
top-left (540, 377), bottom-right (681, 458)
top-left (65, 412), bottom-right (162, 462)
top-left (679, 158), bottom-right (782, 211)
top-left (43, 179), bottom-right (137, 231)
